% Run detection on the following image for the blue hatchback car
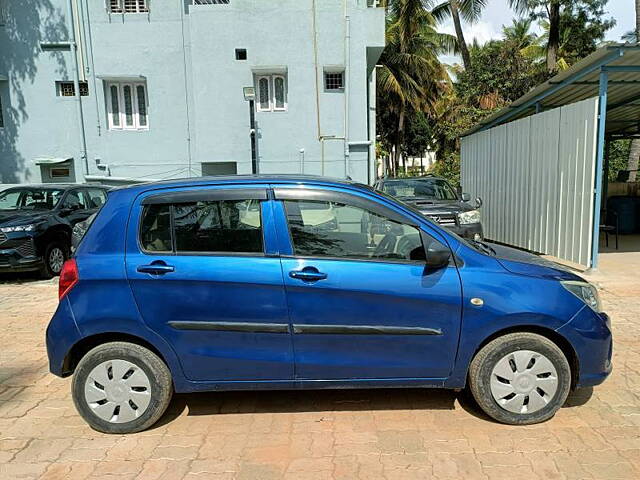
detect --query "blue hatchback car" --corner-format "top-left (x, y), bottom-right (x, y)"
top-left (46, 176), bottom-right (612, 433)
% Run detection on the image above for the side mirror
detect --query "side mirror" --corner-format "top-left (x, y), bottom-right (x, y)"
top-left (461, 193), bottom-right (471, 202)
top-left (421, 233), bottom-right (451, 269)
top-left (475, 197), bottom-right (483, 209)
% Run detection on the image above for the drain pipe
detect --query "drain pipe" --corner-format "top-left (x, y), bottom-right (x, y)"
top-left (343, 0), bottom-right (351, 178)
top-left (67, 0), bottom-right (89, 178)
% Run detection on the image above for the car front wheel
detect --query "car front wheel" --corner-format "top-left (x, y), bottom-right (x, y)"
top-left (40, 241), bottom-right (68, 278)
top-left (72, 342), bottom-right (173, 434)
top-left (468, 332), bottom-right (571, 425)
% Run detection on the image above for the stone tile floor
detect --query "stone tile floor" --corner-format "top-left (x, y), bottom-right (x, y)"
top-left (0, 251), bottom-right (638, 479)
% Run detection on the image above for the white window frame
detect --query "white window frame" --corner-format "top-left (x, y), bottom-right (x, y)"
top-left (257, 76), bottom-right (271, 112)
top-left (106, 81), bottom-right (149, 131)
top-left (256, 74), bottom-right (287, 113)
top-left (108, 0), bottom-right (149, 14)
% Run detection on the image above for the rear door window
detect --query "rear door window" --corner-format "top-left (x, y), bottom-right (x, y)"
top-left (174, 200), bottom-right (263, 254)
top-left (139, 197), bottom-right (264, 255)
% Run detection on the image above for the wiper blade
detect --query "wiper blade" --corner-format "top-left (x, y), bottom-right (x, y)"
top-left (472, 240), bottom-right (496, 256)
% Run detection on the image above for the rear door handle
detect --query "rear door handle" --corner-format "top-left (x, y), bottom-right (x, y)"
top-left (289, 267), bottom-right (327, 282)
top-left (137, 261), bottom-right (175, 275)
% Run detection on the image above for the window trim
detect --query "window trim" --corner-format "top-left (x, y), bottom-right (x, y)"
top-left (0, 91), bottom-right (4, 129)
top-left (106, 81), bottom-right (149, 131)
top-left (273, 75), bottom-right (287, 112)
top-left (255, 74), bottom-right (288, 113)
top-left (256, 76), bottom-right (272, 112)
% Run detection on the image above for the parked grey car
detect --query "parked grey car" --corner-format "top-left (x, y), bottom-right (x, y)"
top-left (375, 176), bottom-right (483, 240)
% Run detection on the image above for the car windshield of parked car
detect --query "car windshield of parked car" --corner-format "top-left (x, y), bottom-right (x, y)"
top-left (382, 179), bottom-right (458, 201)
top-left (0, 188), bottom-right (64, 211)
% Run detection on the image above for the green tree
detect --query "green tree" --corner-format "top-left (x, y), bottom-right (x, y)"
top-left (456, 38), bottom-right (548, 109)
top-left (377, 0), bottom-right (456, 174)
top-left (509, 1), bottom-right (614, 72)
top-left (502, 18), bottom-right (538, 51)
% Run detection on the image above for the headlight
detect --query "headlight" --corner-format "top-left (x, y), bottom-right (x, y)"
top-left (457, 210), bottom-right (481, 225)
top-left (561, 281), bottom-right (602, 312)
top-left (0, 224), bottom-right (36, 233)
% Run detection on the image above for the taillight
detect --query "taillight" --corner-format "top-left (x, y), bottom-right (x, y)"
top-left (59, 259), bottom-right (79, 300)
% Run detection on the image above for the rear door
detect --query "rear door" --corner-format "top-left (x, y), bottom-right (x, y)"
top-left (274, 187), bottom-right (463, 381)
top-left (125, 186), bottom-right (294, 383)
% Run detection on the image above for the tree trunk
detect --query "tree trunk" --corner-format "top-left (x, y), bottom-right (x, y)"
top-left (629, 140), bottom-right (640, 182)
top-left (546, 2), bottom-right (561, 72)
top-left (394, 106), bottom-right (404, 176)
top-left (450, 0), bottom-right (471, 70)
top-left (637, 0), bottom-right (640, 39)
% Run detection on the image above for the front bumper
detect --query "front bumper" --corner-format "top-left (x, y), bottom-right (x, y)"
top-left (557, 307), bottom-right (612, 388)
top-left (0, 238), bottom-right (43, 272)
top-left (444, 222), bottom-right (483, 240)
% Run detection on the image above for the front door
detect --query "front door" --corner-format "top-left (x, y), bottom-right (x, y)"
top-left (274, 187), bottom-right (462, 380)
top-left (125, 187), bottom-right (294, 383)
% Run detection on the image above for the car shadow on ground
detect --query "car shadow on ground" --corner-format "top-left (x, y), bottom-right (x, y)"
top-left (152, 386), bottom-right (594, 429)
top-left (0, 271), bottom-right (51, 284)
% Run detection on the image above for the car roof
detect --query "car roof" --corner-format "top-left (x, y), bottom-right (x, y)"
top-left (381, 176), bottom-right (446, 182)
top-left (1, 184), bottom-right (109, 191)
top-left (111, 175), bottom-right (373, 195)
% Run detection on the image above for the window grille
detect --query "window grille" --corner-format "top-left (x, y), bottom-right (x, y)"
top-left (58, 82), bottom-right (89, 97)
top-left (324, 71), bottom-right (344, 91)
top-left (109, 0), bottom-right (148, 14)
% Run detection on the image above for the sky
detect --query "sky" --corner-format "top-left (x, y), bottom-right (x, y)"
top-left (438, 0), bottom-right (635, 66)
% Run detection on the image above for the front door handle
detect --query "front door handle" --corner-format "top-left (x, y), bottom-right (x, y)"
top-left (137, 261), bottom-right (175, 275)
top-left (289, 267), bottom-right (328, 282)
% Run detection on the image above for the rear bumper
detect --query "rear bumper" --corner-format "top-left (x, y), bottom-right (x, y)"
top-left (557, 308), bottom-right (612, 388)
top-left (46, 297), bottom-right (82, 377)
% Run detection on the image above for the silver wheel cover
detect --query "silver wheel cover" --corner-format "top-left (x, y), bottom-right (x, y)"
top-left (49, 247), bottom-right (65, 273)
top-left (490, 349), bottom-right (559, 415)
top-left (84, 360), bottom-right (152, 423)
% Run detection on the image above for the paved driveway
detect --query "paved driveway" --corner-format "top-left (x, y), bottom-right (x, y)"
top-left (0, 254), bottom-right (639, 480)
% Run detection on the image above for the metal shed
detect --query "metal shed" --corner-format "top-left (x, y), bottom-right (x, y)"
top-left (461, 43), bottom-right (640, 269)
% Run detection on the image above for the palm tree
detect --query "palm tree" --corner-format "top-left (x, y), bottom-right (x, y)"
top-left (502, 18), bottom-right (537, 51)
top-left (508, 1), bottom-right (561, 72)
top-left (520, 19), bottom-right (570, 71)
top-left (378, 0), bottom-right (456, 173)
top-left (432, 0), bottom-right (488, 70)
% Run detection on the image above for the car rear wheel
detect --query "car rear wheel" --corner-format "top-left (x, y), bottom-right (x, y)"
top-left (40, 241), bottom-right (67, 278)
top-left (72, 342), bottom-right (173, 434)
top-left (468, 332), bottom-right (571, 425)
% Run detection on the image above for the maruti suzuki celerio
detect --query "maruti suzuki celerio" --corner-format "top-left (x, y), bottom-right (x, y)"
top-left (46, 176), bottom-right (612, 434)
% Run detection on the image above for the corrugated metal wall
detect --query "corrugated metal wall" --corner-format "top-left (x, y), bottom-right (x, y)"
top-left (461, 97), bottom-right (599, 268)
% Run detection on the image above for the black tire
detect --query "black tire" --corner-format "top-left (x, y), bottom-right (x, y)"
top-left (40, 241), bottom-right (68, 279)
top-left (72, 342), bottom-right (173, 434)
top-left (468, 332), bottom-right (571, 425)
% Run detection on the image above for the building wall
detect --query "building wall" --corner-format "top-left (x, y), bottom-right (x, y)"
top-left (0, 0), bottom-right (385, 185)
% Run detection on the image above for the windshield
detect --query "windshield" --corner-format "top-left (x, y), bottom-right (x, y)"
top-left (381, 178), bottom-right (458, 201)
top-left (0, 188), bottom-right (64, 211)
